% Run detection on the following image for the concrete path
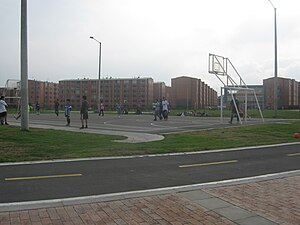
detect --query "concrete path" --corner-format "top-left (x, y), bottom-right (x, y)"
top-left (30, 124), bottom-right (164, 143)
top-left (23, 123), bottom-right (165, 143)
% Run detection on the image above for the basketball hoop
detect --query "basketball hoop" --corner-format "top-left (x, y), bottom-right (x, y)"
top-left (208, 53), bottom-right (264, 124)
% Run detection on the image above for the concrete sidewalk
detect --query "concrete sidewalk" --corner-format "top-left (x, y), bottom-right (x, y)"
top-left (8, 122), bottom-right (165, 143)
top-left (1, 171), bottom-right (299, 224)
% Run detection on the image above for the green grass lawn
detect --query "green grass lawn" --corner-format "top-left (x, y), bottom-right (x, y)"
top-left (1, 120), bottom-right (299, 163)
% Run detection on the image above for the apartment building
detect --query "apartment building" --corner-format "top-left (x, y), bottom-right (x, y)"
top-left (0, 80), bottom-right (59, 109)
top-left (59, 77), bottom-right (154, 111)
top-left (153, 82), bottom-right (166, 101)
top-left (170, 76), bottom-right (218, 109)
top-left (27, 80), bottom-right (59, 109)
top-left (46, 76), bottom-right (218, 111)
top-left (264, 77), bottom-right (299, 109)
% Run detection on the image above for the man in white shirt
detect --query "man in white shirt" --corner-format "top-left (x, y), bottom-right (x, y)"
top-left (162, 97), bottom-right (169, 120)
top-left (0, 96), bottom-right (9, 125)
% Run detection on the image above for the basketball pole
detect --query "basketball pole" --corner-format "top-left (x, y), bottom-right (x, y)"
top-left (21, 0), bottom-right (29, 131)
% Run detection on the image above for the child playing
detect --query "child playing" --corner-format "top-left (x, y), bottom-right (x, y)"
top-left (64, 99), bottom-right (72, 126)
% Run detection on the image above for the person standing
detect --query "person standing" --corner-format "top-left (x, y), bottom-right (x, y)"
top-left (64, 99), bottom-right (72, 126)
top-left (0, 96), bottom-right (9, 125)
top-left (54, 99), bottom-right (60, 116)
top-left (80, 95), bottom-right (89, 129)
top-left (159, 99), bottom-right (163, 120)
top-left (99, 101), bottom-right (104, 116)
top-left (229, 94), bottom-right (240, 124)
top-left (162, 97), bottom-right (169, 120)
top-left (116, 101), bottom-right (122, 118)
top-left (153, 99), bottom-right (161, 121)
top-left (35, 102), bottom-right (40, 115)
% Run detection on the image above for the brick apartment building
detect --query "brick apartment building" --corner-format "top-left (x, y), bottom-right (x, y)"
top-left (263, 77), bottom-right (299, 109)
top-left (153, 82), bottom-right (171, 103)
top-left (28, 80), bottom-right (59, 109)
top-left (1, 76), bottom-right (219, 111)
top-left (3, 76), bottom-right (299, 111)
top-left (153, 82), bottom-right (166, 101)
top-left (59, 77), bottom-right (154, 110)
top-left (170, 76), bottom-right (218, 109)
top-left (0, 79), bottom-right (59, 109)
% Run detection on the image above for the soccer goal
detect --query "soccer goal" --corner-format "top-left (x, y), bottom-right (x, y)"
top-left (2, 79), bottom-right (21, 114)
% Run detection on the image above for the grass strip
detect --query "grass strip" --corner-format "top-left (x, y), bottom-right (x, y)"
top-left (0, 120), bottom-right (299, 163)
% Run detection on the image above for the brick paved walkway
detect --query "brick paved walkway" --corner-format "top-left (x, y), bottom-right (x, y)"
top-left (205, 175), bottom-right (300, 225)
top-left (0, 175), bottom-right (299, 225)
top-left (0, 195), bottom-right (235, 225)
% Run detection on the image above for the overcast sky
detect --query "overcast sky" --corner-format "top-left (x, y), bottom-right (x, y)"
top-left (1, 0), bottom-right (299, 93)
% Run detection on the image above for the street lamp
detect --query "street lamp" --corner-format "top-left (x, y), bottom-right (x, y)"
top-left (268, 0), bottom-right (278, 117)
top-left (21, 0), bottom-right (29, 131)
top-left (90, 36), bottom-right (102, 113)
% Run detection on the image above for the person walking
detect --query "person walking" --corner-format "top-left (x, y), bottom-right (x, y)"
top-left (64, 99), bottom-right (72, 126)
top-left (0, 96), bottom-right (9, 125)
top-left (80, 95), bottom-right (89, 129)
top-left (229, 94), bottom-right (240, 124)
top-left (54, 99), bottom-right (60, 116)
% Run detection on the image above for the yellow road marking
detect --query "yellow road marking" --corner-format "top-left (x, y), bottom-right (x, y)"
top-left (287, 153), bottom-right (300, 157)
top-left (5, 173), bottom-right (82, 181)
top-left (179, 160), bottom-right (238, 168)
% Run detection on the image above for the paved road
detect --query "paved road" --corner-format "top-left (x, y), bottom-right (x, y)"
top-left (1, 143), bottom-right (299, 203)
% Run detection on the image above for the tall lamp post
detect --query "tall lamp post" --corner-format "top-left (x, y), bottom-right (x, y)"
top-left (90, 36), bottom-right (102, 113)
top-left (21, 0), bottom-right (29, 131)
top-left (268, 0), bottom-right (278, 117)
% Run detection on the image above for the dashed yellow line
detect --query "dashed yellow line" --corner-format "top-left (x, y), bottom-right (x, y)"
top-left (287, 153), bottom-right (300, 157)
top-left (179, 160), bottom-right (238, 168)
top-left (5, 173), bottom-right (82, 181)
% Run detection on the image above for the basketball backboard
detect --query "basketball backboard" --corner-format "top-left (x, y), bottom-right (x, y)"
top-left (5, 79), bottom-right (20, 90)
top-left (208, 53), bottom-right (226, 75)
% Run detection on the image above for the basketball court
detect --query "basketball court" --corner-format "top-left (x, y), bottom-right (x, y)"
top-left (7, 112), bottom-right (281, 139)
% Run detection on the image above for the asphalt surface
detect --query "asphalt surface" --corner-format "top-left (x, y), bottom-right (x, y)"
top-left (15, 112), bottom-right (269, 134)
top-left (1, 142), bottom-right (299, 203)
